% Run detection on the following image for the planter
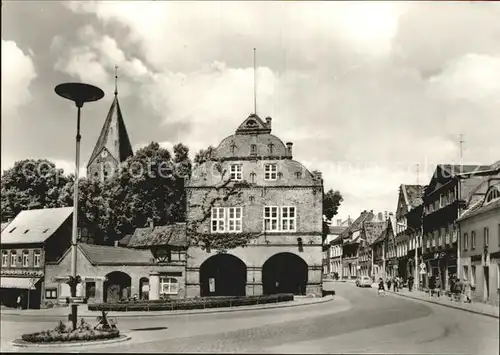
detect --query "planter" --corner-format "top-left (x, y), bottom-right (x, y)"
top-left (21, 329), bottom-right (120, 344)
top-left (88, 293), bottom-right (294, 312)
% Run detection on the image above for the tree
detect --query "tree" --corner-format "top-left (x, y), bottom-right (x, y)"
top-left (1, 159), bottom-right (71, 221)
top-left (322, 189), bottom-right (343, 248)
top-left (323, 189), bottom-right (343, 221)
top-left (194, 146), bottom-right (216, 165)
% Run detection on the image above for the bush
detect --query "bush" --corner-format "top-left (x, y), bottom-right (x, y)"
top-left (88, 293), bottom-right (294, 312)
top-left (21, 318), bottom-right (120, 344)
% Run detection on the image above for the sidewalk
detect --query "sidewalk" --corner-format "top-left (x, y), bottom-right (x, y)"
top-left (0, 295), bottom-right (334, 318)
top-left (385, 288), bottom-right (499, 319)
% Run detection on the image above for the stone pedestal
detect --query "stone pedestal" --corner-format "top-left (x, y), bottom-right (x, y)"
top-left (306, 284), bottom-right (322, 297)
top-left (149, 272), bottom-right (160, 300)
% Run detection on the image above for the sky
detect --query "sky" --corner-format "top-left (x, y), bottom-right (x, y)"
top-left (2, 1), bottom-right (500, 222)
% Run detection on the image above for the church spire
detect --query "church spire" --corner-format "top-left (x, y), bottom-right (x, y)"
top-left (114, 65), bottom-right (119, 97)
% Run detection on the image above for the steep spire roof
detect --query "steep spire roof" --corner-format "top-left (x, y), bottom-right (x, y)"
top-left (87, 95), bottom-right (133, 168)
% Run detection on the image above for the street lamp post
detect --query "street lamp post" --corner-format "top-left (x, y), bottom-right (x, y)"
top-left (55, 83), bottom-right (104, 330)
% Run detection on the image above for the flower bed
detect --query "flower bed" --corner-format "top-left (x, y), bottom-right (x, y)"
top-left (88, 293), bottom-right (294, 312)
top-left (21, 320), bottom-right (120, 344)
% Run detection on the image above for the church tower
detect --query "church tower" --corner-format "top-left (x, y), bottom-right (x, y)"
top-left (86, 66), bottom-right (133, 181)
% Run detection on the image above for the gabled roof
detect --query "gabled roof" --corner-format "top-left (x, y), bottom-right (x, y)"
top-left (78, 243), bottom-right (153, 265)
top-left (127, 223), bottom-right (188, 248)
top-left (403, 185), bottom-right (425, 209)
top-left (1, 221), bottom-right (11, 233)
top-left (235, 114), bottom-right (271, 135)
top-left (339, 211), bottom-right (374, 239)
top-left (328, 226), bottom-right (347, 235)
top-left (0, 207), bottom-right (73, 244)
top-left (362, 221), bottom-right (387, 245)
top-left (87, 95), bottom-right (133, 167)
top-left (458, 180), bottom-right (500, 222)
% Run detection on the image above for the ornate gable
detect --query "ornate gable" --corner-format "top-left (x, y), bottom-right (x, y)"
top-left (235, 114), bottom-right (271, 135)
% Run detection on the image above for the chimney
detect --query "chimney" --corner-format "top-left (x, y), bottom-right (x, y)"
top-left (266, 116), bottom-right (272, 129)
top-left (337, 219), bottom-right (342, 226)
top-left (378, 212), bottom-right (383, 221)
top-left (286, 142), bottom-right (293, 156)
top-left (114, 240), bottom-right (119, 247)
top-left (384, 211), bottom-right (388, 220)
top-left (147, 217), bottom-right (154, 230)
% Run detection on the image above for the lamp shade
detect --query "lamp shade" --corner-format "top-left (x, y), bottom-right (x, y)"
top-left (55, 83), bottom-right (104, 106)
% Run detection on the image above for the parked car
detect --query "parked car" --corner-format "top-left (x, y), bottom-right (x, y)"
top-left (355, 276), bottom-right (372, 287)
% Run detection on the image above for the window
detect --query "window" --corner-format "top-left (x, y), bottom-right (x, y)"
top-left (471, 265), bottom-right (476, 287)
top-left (160, 277), bottom-right (178, 295)
top-left (2, 251), bottom-right (8, 267)
top-left (230, 164), bottom-right (242, 181)
top-left (211, 207), bottom-right (242, 233)
top-left (34, 251), bottom-right (41, 267)
top-left (264, 164), bottom-right (278, 180)
top-left (86, 282), bottom-right (96, 298)
top-left (9, 227), bottom-right (16, 233)
top-left (45, 288), bottom-right (57, 299)
top-left (22, 251), bottom-right (30, 267)
top-left (10, 251), bottom-right (17, 267)
top-left (464, 233), bottom-right (468, 250)
top-left (250, 172), bottom-right (256, 183)
top-left (228, 207), bottom-right (242, 232)
top-left (264, 206), bottom-right (279, 232)
top-left (484, 227), bottom-right (489, 247)
top-left (211, 207), bottom-right (225, 233)
top-left (268, 143), bottom-right (274, 154)
top-left (485, 187), bottom-right (500, 203)
top-left (281, 207), bottom-right (296, 232)
top-left (437, 229), bottom-right (442, 246)
top-left (250, 144), bottom-right (257, 155)
top-left (295, 172), bottom-right (302, 179)
top-left (471, 231), bottom-right (476, 249)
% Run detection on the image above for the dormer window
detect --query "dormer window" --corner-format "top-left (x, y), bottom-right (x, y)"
top-left (250, 144), bottom-right (257, 155)
top-left (295, 172), bottom-right (302, 179)
top-left (485, 187), bottom-right (500, 204)
top-left (230, 164), bottom-right (242, 181)
top-left (250, 172), bottom-right (256, 183)
top-left (230, 142), bottom-right (237, 154)
top-left (246, 119), bottom-right (257, 127)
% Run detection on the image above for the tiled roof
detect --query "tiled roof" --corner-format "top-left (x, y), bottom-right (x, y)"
top-left (458, 198), bottom-right (500, 222)
top-left (328, 226), bottom-right (347, 235)
top-left (79, 243), bottom-right (153, 265)
top-left (362, 221), bottom-right (386, 245)
top-left (439, 164), bottom-right (491, 175)
top-left (0, 207), bottom-right (73, 244)
top-left (458, 179), bottom-right (500, 221)
top-left (339, 211), bottom-right (374, 239)
top-left (87, 96), bottom-right (133, 167)
top-left (127, 223), bottom-right (188, 248)
top-left (403, 185), bottom-right (425, 208)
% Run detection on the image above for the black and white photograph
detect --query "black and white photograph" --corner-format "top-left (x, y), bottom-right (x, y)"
top-left (1, 1), bottom-right (499, 354)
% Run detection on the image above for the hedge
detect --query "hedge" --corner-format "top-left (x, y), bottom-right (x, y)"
top-left (88, 293), bottom-right (294, 312)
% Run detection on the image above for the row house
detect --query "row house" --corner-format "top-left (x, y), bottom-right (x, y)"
top-left (0, 207), bottom-right (95, 309)
top-left (339, 211), bottom-right (376, 279)
top-left (422, 164), bottom-right (490, 291)
top-left (457, 163), bottom-right (500, 305)
top-left (395, 185), bottom-right (425, 284)
top-left (360, 219), bottom-right (387, 279)
top-left (324, 220), bottom-right (349, 277)
top-left (384, 213), bottom-right (398, 279)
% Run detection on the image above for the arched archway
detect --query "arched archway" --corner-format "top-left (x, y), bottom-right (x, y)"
top-left (262, 253), bottom-right (308, 295)
top-left (199, 254), bottom-right (247, 297)
top-left (139, 277), bottom-right (149, 300)
top-left (104, 271), bottom-right (131, 303)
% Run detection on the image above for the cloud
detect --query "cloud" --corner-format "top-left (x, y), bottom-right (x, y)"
top-left (15, 1), bottom-right (500, 221)
top-left (1, 40), bottom-right (37, 117)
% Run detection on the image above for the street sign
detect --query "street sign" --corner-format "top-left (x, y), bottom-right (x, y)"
top-left (420, 263), bottom-right (426, 269)
top-left (420, 269), bottom-right (427, 275)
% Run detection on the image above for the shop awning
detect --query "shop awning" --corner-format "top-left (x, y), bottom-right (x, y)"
top-left (0, 277), bottom-right (40, 290)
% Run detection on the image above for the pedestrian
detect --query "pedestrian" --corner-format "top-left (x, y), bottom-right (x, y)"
top-left (435, 276), bottom-right (442, 297)
top-left (428, 276), bottom-right (435, 297)
top-left (393, 277), bottom-right (398, 292)
top-left (387, 277), bottom-right (392, 291)
top-left (449, 276), bottom-right (456, 300)
top-left (463, 277), bottom-right (472, 303)
top-left (378, 278), bottom-right (386, 296)
top-left (408, 276), bottom-right (414, 292)
top-left (16, 295), bottom-right (22, 310)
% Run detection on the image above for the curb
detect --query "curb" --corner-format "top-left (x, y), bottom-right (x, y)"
top-left (2, 296), bottom-right (334, 319)
top-left (12, 334), bottom-right (131, 348)
top-left (386, 291), bottom-right (499, 319)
